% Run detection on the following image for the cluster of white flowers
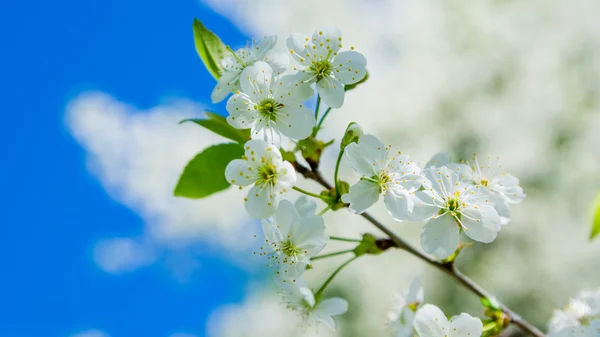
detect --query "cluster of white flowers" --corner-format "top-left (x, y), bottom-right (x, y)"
top-left (548, 289), bottom-right (600, 337)
top-left (387, 278), bottom-right (484, 337)
top-left (217, 27), bottom-right (530, 332)
top-left (342, 134), bottom-right (525, 259)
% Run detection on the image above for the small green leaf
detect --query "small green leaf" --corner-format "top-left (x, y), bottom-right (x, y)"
top-left (353, 233), bottom-right (383, 257)
top-left (180, 112), bottom-right (250, 144)
top-left (591, 192), bottom-right (600, 240)
top-left (174, 143), bottom-right (244, 199)
top-left (344, 71), bottom-right (369, 91)
top-left (192, 18), bottom-right (229, 79)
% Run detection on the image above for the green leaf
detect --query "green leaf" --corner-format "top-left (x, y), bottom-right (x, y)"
top-left (591, 192), bottom-right (600, 240)
top-left (174, 143), bottom-right (244, 199)
top-left (180, 112), bottom-right (250, 144)
top-left (344, 71), bottom-right (369, 91)
top-left (192, 18), bottom-right (228, 79)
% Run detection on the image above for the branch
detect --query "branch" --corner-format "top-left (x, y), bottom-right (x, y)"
top-left (299, 168), bottom-right (545, 337)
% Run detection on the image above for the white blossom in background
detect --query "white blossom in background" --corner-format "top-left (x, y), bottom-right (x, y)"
top-left (212, 35), bottom-right (283, 103)
top-left (260, 199), bottom-right (328, 281)
top-left (413, 304), bottom-right (483, 337)
top-left (387, 278), bottom-right (425, 337)
top-left (548, 289), bottom-right (600, 336)
top-left (281, 282), bottom-right (349, 330)
top-left (411, 166), bottom-right (502, 259)
top-left (226, 61), bottom-right (315, 147)
top-left (225, 139), bottom-right (296, 218)
top-left (286, 27), bottom-right (367, 108)
top-left (341, 134), bottom-right (426, 220)
top-left (464, 154), bottom-right (526, 225)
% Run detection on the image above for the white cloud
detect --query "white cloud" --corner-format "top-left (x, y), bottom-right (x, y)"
top-left (71, 330), bottom-right (109, 337)
top-left (66, 92), bottom-right (257, 273)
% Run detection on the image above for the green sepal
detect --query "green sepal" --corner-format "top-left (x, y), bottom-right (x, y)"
top-left (353, 233), bottom-right (383, 257)
top-left (590, 191), bottom-right (600, 240)
top-left (344, 71), bottom-right (369, 91)
top-left (296, 136), bottom-right (334, 170)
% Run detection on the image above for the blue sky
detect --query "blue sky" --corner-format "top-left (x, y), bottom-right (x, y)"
top-left (0, 1), bottom-right (251, 336)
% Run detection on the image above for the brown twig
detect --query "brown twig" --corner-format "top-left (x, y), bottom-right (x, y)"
top-left (300, 167), bottom-right (545, 337)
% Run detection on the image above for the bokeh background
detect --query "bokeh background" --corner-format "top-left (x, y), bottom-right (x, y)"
top-left (2, 0), bottom-right (599, 336)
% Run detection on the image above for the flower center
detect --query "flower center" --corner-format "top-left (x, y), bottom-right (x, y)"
top-left (480, 178), bottom-right (489, 187)
top-left (441, 191), bottom-right (464, 216)
top-left (311, 60), bottom-right (332, 81)
top-left (257, 98), bottom-right (283, 120)
top-left (280, 240), bottom-right (301, 257)
top-left (257, 163), bottom-right (277, 186)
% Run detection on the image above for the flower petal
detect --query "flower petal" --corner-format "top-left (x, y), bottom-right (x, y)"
top-left (420, 214), bottom-right (460, 259)
top-left (294, 196), bottom-right (317, 217)
top-left (274, 74), bottom-right (314, 103)
top-left (414, 304), bottom-right (450, 337)
top-left (341, 180), bottom-right (380, 214)
top-left (276, 105), bottom-right (315, 140)
top-left (407, 277), bottom-right (424, 304)
top-left (292, 215), bottom-right (328, 257)
top-left (316, 297), bottom-right (348, 316)
top-left (251, 35), bottom-right (277, 61)
top-left (493, 194), bottom-right (511, 225)
top-left (316, 76), bottom-right (345, 108)
top-left (245, 184), bottom-right (277, 219)
top-left (461, 204), bottom-right (501, 243)
top-left (239, 61), bottom-right (273, 100)
top-left (406, 190), bottom-right (439, 221)
top-left (226, 94), bottom-right (258, 129)
top-left (331, 50), bottom-right (367, 85)
top-left (243, 139), bottom-right (281, 165)
top-left (276, 160), bottom-right (296, 190)
top-left (224, 159), bottom-right (255, 186)
top-left (344, 134), bottom-right (388, 176)
top-left (286, 34), bottom-right (313, 66)
top-left (275, 200), bottom-right (300, 237)
top-left (425, 152), bottom-right (451, 169)
top-left (449, 313), bottom-right (483, 337)
top-left (211, 70), bottom-right (240, 103)
top-left (384, 190), bottom-right (413, 221)
top-left (312, 27), bottom-right (342, 59)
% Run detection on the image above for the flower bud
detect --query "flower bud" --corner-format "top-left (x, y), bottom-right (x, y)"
top-left (341, 122), bottom-right (363, 149)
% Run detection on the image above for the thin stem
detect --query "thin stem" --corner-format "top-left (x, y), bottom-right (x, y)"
top-left (317, 204), bottom-right (332, 216)
top-left (301, 167), bottom-right (546, 337)
top-left (315, 107), bottom-right (333, 132)
top-left (293, 186), bottom-right (331, 201)
top-left (315, 256), bottom-right (358, 296)
top-left (329, 236), bottom-right (362, 243)
top-left (334, 148), bottom-right (344, 197)
top-left (314, 94), bottom-right (322, 121)
top-left (482, 322), bottom-right (497, 333)
top-left (311, 249), bottom-right (355, 261)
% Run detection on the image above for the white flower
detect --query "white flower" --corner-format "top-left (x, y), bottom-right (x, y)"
top-left (340, 134), bottom-right (426, 220)
top-left (548, 289), bottom-right (600, 336)
top-left (280, 282), bottom-right (349, 330)
top-left (414, 304), bottom-right (483, 337)
top-left (211, 35), bottom-right (284, 103)
top-left (286, 27), bottom-right (367, 108)
top-left (226, 61), bottom-right (316, 147)
top-left (260, 199), bottom-right (328, 281)
top-left (225, 139), bottom-right (296, 218)
top-left (411, 166), bottom-right (502, 259)
top-left (387, 278), bottom-right (425, 337)
top-left (464, 154), bottom-right (526, 225)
